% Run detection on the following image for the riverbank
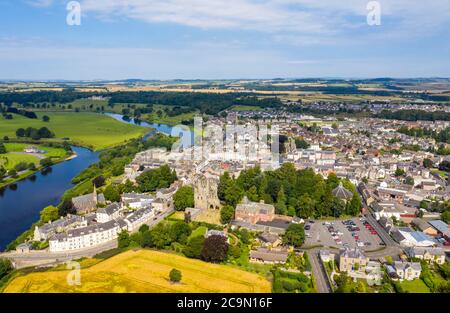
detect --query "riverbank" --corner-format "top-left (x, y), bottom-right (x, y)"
top-left (0, 143), bottom-right (73, 189)
top-left (0, 146), bottom-right (100, 251)
top-left (0, 112), bottom-right (149, 151)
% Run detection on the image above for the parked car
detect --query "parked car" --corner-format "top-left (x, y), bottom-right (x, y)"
top-left (371, 230), bottom-right (378, 235)
top-left (305, 225), bottom-right (311, 230)
top-left (443, 241), bottom-right (450, 247)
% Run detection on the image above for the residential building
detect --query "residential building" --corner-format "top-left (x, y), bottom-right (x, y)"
top-left (339, 248), bottom-right (368, 273)
top-left (393, 261), bottom-right (422, 281)
top-left (405, 247), bottom-right (446, 264)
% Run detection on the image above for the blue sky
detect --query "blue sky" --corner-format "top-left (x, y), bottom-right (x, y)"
top-left (1, 0), bottom-right (450, 80)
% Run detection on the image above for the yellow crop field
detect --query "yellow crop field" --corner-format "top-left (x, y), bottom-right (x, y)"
top-left (3, 249), bottom-right (271, 293)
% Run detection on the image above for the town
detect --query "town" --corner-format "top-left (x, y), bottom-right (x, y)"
top-left (1, 98), bottom-right (449, 294)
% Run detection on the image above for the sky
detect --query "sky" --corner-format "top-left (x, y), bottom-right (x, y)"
top-left (0, 0), bottom-right (450, 80)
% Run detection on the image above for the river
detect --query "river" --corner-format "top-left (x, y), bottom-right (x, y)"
top-left (104, 113), bottom-right (194, 147)
top-left (0, 113), bottom-right (192, 251)
top-left (0, 147), bottom-right (99, 250)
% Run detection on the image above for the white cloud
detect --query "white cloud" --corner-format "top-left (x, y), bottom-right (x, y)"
top-left (75, 0), bottom-right (450, 35)
top-left (25, 0), bottom-right (54, 7)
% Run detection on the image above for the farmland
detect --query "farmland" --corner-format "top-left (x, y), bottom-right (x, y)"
top-left (3, 249), bottom-right (271, 293)
top-left (0, 112), bottom-right (148, 150)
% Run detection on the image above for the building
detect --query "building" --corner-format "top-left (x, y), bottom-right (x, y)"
top-left (392, 228), bottom-right (436, 247)
top-left (96, 203), bottom-right (122, 223)
top-left (319, 250), bottom-right (335, 263)
top-left (72, 187), bottom-right (105, 214)
top-left (258, 232), bottom-right (282, 248)
top-left (34, 215), bottom-right (87, 241)
top-left (124, 207), bottom-right (154, 231)
top-left (49, 219), bottom-right (127, 252)
top-left (411, 218), bottom-right (438, 236)
top-left (405, 247), bottom-right (446, 264)
top-left (249, 248), bottom-right (288, 264)
top-left (235, 196), bottom-right (275, 224)
top-left (121, 193), bottom-right (153, 209)
top-left (332, 183), bottom-right (353, 202)
top-left (339, 248), bottom-right (368, 273)
top-left (428, 220), bottom-right (450, 239)
top-left (194, 173), bottom-right (221, 211)
top-left (393, 261), bottom-right (422, 281)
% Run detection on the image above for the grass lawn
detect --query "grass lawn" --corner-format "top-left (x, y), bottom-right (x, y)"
top-left (4, 143), bottom-right (68, 158)
top-left (399, 279), bottom-right (430, 293)
top-left (0, 112), bottom-right (148, 150)
top-left (0, 153), bottom-right (39, 170)
top-left (3, 249), bottom-right (271, 293)
top-left (143, 107), bottom-right (198, 126)
top-left (230, 105), bottom-right (262, 111)
top-left (188, 226), bottom-right (208, 240)
top-left (168, 211), bottom-right (185, 221)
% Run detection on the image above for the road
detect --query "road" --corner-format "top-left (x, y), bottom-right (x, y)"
top-left (0, 208), bottom-right (174, 269)
top-left (308, 249), bottom-right (332, 293)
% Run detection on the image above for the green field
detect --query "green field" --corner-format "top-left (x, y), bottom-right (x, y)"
top-left (142, 105), bottom-right (197, 126)
top-left (230, 105), bottom-right (262, 111)
top-left (0, 153), bottom-right (39, 170)
top-left (399, 279), bottom-right (430, 293)
top-left (3, 249), bottom-right (271, 293)
top-left (188, 226), bottom-right (208, 240)
top-left (0, 112), bottom-right (148, 150)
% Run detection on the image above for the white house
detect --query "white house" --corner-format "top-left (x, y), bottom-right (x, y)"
top-left (49, 219), bottom-right (127, 252)
top-left (393, 261), bottom-right (422, 281)
top-left (405, 247), bottom-right (446, 265)
top-left (96, 203), bottom-right (122, 223)
top-left (121, 193), bottom-right (154, 209)
top-left (124, 207), bottom-right (154, 231)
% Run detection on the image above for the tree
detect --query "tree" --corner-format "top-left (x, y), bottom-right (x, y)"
top-left (183, 235), bottom-right (205, 259)
top-left (58, 199), bottom-right (76, 216)
top-left (295, 138), bottom-right (310, 149)
top-left (118, 230), bottom-right (131, 249)
top-left (136, 165), bottom-right (176, 192)
top-left (0, 143), bottom-right (6, 154)
top-left (40, 205), bottom-right (59, 223)
top-left (173, 186), bottom-right (194, 211)
top-left (218, 172), bottom-right (233, 201)
top-left (246, 185), bottom-right (259, 202)
top-left (0, 166), bottom-right (6, 181)
top-left (423, 158), bottom-right (433, 168)
top-left (42, 115), bottom-right (50, 122)
top-left (441, 210), bottom-right (450, 223)
top-left (395, 168), bottom-right (406, 177)
top-left (8, 169), bottom-right (17, 178)
top-left (275, 187), bottom-right (287, 215)
top-left (439, 160), bottom-right (450, 172)
top-left (346, 193), bottom-right (362, 216)
top-left (16, 128), bottom-right (25, 137)
top-left (40, 158), bottom-right (53, 167)
top-left (404, 176), bottom-right (415, 185)
top-left (224, 183), bottom-right (244, 207)
top-left (201, 235), bottom-right (229, 263)
top-left (0, 258), bottom-right (13, 280)
top-left (282, 224), bottom-right (305, 248)
top-left (149, 222), bottom-right (174, 249)
top-left (220, 205), bottom-right (235, 224)
top-left (170, 221), bottom-right (192, 244)
top-left (92, 175), bottom-right (106, 188)
top-left (169, 268), bottom-right (182, 283)
top-left (139, 224), bottom-right (149, 233)
top-left (103, 184), bottom-right (121, 202)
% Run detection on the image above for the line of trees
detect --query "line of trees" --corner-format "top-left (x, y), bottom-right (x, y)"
top-left (218, 163), bottom-right (362, 219)
top-left (16, 127), bottom-right (54, 140)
